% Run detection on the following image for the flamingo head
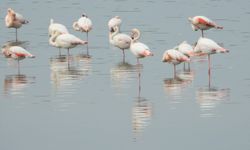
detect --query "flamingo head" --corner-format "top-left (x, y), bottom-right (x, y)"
top-left (188, 17), bottom-right (193, 22)
top-left (130, 28), bottom-right (140, 41)
top-left (82, 13), bottom-right (87, 18)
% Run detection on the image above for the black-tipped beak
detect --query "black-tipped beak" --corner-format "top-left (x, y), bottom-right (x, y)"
top-left (110, 27), bottom-right (115, 32)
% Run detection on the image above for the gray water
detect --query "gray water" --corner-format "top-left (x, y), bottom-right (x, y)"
top-left (0, 0), bottom-right (250, 150)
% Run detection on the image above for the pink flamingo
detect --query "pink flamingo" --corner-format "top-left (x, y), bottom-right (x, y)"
top-left (109, 25), bottom-right (131, 62)
top-left (49, 19), bottom-right (69, 37)
top-left (73, 14), bottom-right (93, 55)
top-left (194, 37), bottom-right (229, 75)
top-left (162, 49), bottom-right (190, 76)
top-left (130, 28), bottom-right (153, 65)
top-left (5, 8), bottom-right (29, 42)
top-left (108, 16), bottom-right (122, 32)
top-left (175, 41), bottom-right (195, 70)
top-left (188, 16), bottom-right (223, 37)
top-left (2, 46), bottom-right (35, 74)
top-left (49, 31), bottom-right (88, 57)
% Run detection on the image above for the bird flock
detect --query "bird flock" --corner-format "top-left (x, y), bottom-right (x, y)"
top-left (2, 8), bottom-right (229, 79)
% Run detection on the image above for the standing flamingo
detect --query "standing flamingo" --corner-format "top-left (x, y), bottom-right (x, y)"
top-left (175, 41), bottom-right (195, 70)
top-left (49, 31), bottom-right (88, 57)
top-left (73, 14), bottom-right (93, 56)
top-left (109, 25), bottom-right (131, 62)
top-left (188, 16), bottom-right (223, 37)
top-left (5, 8), bottom-right (29, 42)
top-left (48, 19), bottom-right (69, 55)
top-left (194, 37), bottom-right (229, 75)
top-left (130, 28), bottom-right (153, 65)
top-left (162, 49), bottom-right (190, 76)
top-left (2, 46), bottom-right (35, 74)
top-left (49, 19), bottom-right (69, 37)
top-left (108, 16), bottom-right (122, 32)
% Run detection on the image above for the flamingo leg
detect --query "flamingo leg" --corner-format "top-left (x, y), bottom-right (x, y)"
top-left (17, 59), bottom-right (20, 75)
top-left (208, 54), bottom-right (211, 75)
top-left (137, 58), bottom-right (140, 65)
top-left (122, 49), bottom-right (125, 62)
top-left (188, 63), bottom-right (191, 71)
top-left (86, 32), bottom-right (89, 56)
top-left (15, 28), bottom-right (18, 42)
top-left (201, 29), bottom-right (204, 37)
top-left (174, 64), bottom-right (176, 77)
top-left (137, 64), bottom-right (141, 98)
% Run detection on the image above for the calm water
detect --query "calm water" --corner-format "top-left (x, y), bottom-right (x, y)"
top-left (0, 0), bottom-right (250, 150)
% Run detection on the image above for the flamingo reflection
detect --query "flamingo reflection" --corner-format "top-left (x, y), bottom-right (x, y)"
top-left (3, 74), bottom-right (35, 96)
top-left (163, 70), bottom-right (194, 103)
top-left (50, 54), bottom-right (92, 92)
top-left (132, 67), bottom-right (152, 139)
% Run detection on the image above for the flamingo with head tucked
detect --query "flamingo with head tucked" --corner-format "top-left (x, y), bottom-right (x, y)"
top-left (109, 25), bottom-right (131, 62)
top-left (2, 46), bottom-right (35, 74)
top-left (194, 37), bottom-right (229, 75)
top-left (162, 49), bottom-right (190, 76)
top-left (49, 31), bottom-right (88, 57)
top-left (130, 28), bottom-right (153, 65)
top-left (73, 13), bottom-right (93, 56)
top-left (108, 16), bottom-right (122, 32)
top-left (188, 16), bottom-right (223, 37)
top-left (5, 8), bottom-right (29, 42)
top-left (175, 41), bottom-right (195, 70)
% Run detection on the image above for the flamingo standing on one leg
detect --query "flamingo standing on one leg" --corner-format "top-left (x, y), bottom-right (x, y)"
top-left (194, 37), bottom-right (229, 75)
top-left (188, 16), bottom-right (223, 37)
top-left (109, 25), bottom-right (131, 62)
top-left (5, 8), bottom-right (29, 42)
top-left (130, 28), bottom-right (153, 65)
top-left (73, 13), bottom-right (93, 56)
top-left (48, 19), bottom-right (69, 55)
top-left (175, 41), bottom-right (195, 70)
top-left (2, 46), bottom-right (35, 74)
top-left (49, 31), bottom-right (88, 56)
top-left (162, 49), bottom-right (190, 77)
top-left (108, 16), bottom-right (122, 32)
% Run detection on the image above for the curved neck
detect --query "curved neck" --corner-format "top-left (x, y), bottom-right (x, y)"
top-left (73, 22), bottom-right (80, 31)
top-left (49, 33), bottom-right (58, 47)
top-left (131, 29), bottom-right (140, 43)
top-left (109, 26), bottom-right (119, 42)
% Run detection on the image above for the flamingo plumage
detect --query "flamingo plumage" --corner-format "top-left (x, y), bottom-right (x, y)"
top-left (73, 14), bottom-right (93, 55)
top-left (109, 25), bottom-right (132, 62)
top-left (49, 31), bottom-right (88, 57)
top-left (130, 28), bottom-right (153, 64)
top-left (108, 16), bottom-right (122, 32)
top-left (162, 49), bottom-right (190, 76)
top-left (188, 16), bottom-right (223, 37)
top-left (194, 37), bottom-right (229, 74)
top-left (5, 8), bottom-right (29, 42)
top-left (2, 46), bottom-right (35, 74)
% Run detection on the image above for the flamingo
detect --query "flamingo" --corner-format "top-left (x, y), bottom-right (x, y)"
top-left (73, 14), bottom-right (93, 55)
top-left (108, 16), bottom-right (122, 32)
top-left (49, 19), bottom-right (69, 37)
top-left (130, 28), bottom-right (153, 65)
top-left (5, 8), bottom-right (29, 42)
top-left (188, 16), bottom-right (223, 37)
top-left (194, 37), bottom-right (229, 75)
top-left (175, 41), bottom-right (195, 70)
top-left (48, 19), bottom-right (69, 55)
top-left (49, 31), bottom-right (88, 57)
top-left (2, 46), bottom-right (35, 74)
top-left (109, 25), bottom-right (131, 62)
top-left (162, 49), bottom-right (190, 76)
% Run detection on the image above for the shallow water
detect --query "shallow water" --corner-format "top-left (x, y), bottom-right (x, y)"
top-left (0, 0), bottom-right (250, 150)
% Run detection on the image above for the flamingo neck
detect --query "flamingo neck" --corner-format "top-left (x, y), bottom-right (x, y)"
top-left (132, 29), bottom-right (140, 43)
top-left (49, 33), bottom-right (58, 47)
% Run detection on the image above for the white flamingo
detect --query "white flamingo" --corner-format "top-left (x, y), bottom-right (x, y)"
top-left (49, 31), bottom-right (88, 57)
top-left (188, 16), bottom-right (223, 37)
top-left (49, 19), bottom-right (69, 37)
top-left (5, 8), bottom-right (29, 42)
top-left (73, 14), bottom-right (93, 55)
top-left (175, 41), bottom-right (195, 70)
top-left (130, 28), bottom-right (153, 64)
top-left (2, 46), bottom-right (35, 73)
top-left (108, 16), bottom-right (122, 32)
top-left (109, 25), bottom-right (131, 62)
top-left (162, 49), bottom-right (190, 76)
top-left (194, 37), bottom-right (229, 74)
